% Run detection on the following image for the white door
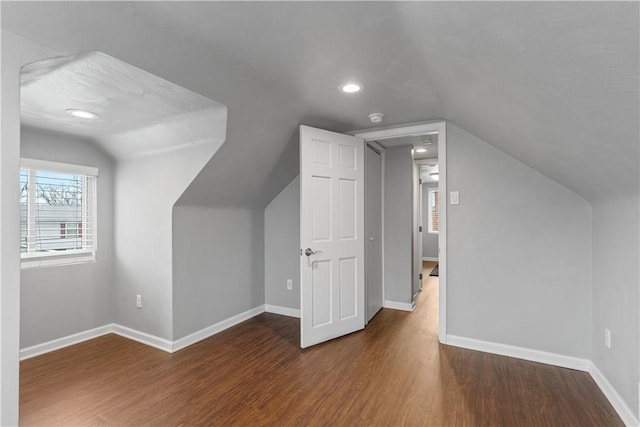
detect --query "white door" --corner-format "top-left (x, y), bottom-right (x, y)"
top-left (300, 125), bottom-right (365, 348)
top-left (365, 145), bottom-right (383, 322)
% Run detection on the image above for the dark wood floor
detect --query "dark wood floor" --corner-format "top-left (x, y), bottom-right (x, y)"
top-left (20, 264), bottom-right (623, 426)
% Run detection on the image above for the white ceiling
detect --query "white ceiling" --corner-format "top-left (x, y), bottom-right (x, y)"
top-left (21, 51), bottom-right (224, 160)
top-left (3, 2), bottom-right (638, 206)
top-left (376, 134), bottom-right (439, 160)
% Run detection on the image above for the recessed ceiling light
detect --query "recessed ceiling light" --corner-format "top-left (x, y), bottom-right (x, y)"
top-left (415, 148), bottom-right (428, 153)
top-left (66, 109), bottom-right (100, 119)
top-left (340, 82), bottom-right (363, 94)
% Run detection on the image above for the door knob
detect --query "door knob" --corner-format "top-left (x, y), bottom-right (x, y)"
top-left (304, 248), bottom-right (319, 256)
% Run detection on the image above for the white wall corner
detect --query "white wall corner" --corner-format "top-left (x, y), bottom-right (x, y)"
top-left (588, 362), bottom-right (640, 427)
top-left (171, 305), bottom-right (266, 352)
top-left (111, 324), bottom-right (173, 353)
top-left (383, 300), bottom-right (416, 312)
top-left (265, 304), bottom-right (301, 318)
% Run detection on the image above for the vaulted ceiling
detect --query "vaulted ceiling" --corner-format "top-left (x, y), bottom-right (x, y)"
top-left (3, 2), bottom-right (638, 207)
top-left (21, 51), bottom-right (224, 160)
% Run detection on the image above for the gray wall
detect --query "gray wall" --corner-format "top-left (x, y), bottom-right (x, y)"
top-left (422, 183), bottom-right (439, 259)
top-left (264, 176), bottom-right (300, 310)
top-left (384, 146), bottom-right (414, 304)
top-left (592, 193), bottom-right (639, 417)
top-left (20, 127), bottom-right (115, 348)
top-left (172, 205), bottom-right (265, 340)
top-left (113, 135), bottom-right (223, 341)
top-left (447, 123), bottom-right (592, 358)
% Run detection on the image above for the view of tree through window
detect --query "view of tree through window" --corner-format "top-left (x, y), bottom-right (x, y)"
top-left (20, 162), bottom-right (96, 265)
top-left (20, 169), bottom-right (85, 253)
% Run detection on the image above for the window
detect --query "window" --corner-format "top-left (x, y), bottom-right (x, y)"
top-left (428, 188), bottom-right (439, 234)
top-left (20, 158), bottom-right (97, 268)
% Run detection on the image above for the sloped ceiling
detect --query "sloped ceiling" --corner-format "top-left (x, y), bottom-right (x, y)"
top-left (2, 2), bottom-right (638, 206)
top-left (20, 51), bottom-right (225, 160)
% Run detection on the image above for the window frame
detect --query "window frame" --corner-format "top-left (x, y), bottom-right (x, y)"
top-left (20, 158), bottom-right (98, 269)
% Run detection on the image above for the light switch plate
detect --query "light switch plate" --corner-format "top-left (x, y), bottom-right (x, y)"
top-left (450, 191), bottom-right (460, 205)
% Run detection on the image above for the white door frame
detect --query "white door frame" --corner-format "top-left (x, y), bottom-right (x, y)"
top-left (418, 167), bottom-right (423, 264)
top-left (354, 121), bottom-right (447, 344)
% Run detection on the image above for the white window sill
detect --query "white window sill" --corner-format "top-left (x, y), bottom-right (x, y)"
top-left (21, 250), bottom-right (96, 269)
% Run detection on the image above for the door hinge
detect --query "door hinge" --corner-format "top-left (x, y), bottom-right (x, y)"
top-left (419, 226), bottom-right (422, 232)
top-left (419, 273), bottom-right (423, 280)
top-left (419, 178), bottom-right (423, 184)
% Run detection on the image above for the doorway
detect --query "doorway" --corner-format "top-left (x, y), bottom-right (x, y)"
top-left (298, 121), bottom-right (447, 347)
top-left (417, 158), bottom-right (440, 327)
top-left (355, 121), bottom-right (447, 343)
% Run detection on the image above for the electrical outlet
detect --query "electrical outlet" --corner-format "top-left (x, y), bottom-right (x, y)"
top-left (136, 294), bottom-right (142, 308)
top-left (604, 328), bottom-right (611, 349)
top-left (286, 279), bottom-right (293, 290)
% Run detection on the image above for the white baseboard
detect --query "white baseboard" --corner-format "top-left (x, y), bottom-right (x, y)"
top-left (422, 257), bottom-right (439, 262)
top-left (588, 362), bottom-right (639, 427)
top-left (112, 323), bottom-right (173, 353)
top-left (446, 335), bottom-right (590, 371)
top-left (20, 324), bottom-right (113, 361)
top-left (383, 300), bottom-right (416, 312)
top-left (172, 305), bottom-right (266, 352)
top-left (446, 335), bottom-right (639, 426)
top-left (265, 304), bottom-right (301, 318)
top-left (21, 306), bottom-right (269, 358)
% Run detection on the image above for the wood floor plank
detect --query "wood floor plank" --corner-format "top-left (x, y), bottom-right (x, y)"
top-left (20, 267), bottom-right (623, 426)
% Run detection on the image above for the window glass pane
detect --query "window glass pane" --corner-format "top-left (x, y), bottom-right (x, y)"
top-left (20, 160), bottom-right (97, 268)
top-left (33, 170), bottom-right (83, 252)
top-left (432, 190), bottom-right (439, 233)
top-left (66, 222), bottom-right (78, 238)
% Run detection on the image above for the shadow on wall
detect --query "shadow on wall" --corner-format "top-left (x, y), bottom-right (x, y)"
top-left (256, 130), bottom-right (301, 209)
top-left (171, 126), bottom-right (302, 341)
